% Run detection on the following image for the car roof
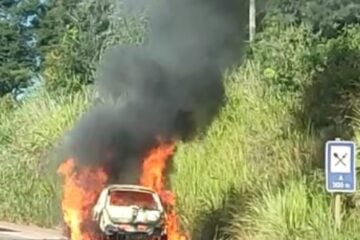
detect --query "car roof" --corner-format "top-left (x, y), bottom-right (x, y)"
top-left (104, 184), bottom-right (157, 194)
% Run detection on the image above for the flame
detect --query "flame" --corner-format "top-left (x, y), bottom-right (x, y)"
top-left (57, 158), bottom-right (108, 240)
top-left (140, 141), bottom-right (188, 240)
top-left (57, 141), bottom-right (188, 240)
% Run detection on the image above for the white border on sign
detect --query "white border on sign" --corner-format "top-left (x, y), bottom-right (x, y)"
top-left (325, 140), bottom-right (356, 193)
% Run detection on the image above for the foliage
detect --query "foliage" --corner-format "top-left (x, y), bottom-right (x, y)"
top-left (0, 86), bottom-right (92, 226)
top-left (269, 0), bottom-right (360, 38)
top-left (247, 22), bottom-right (314, 93)
top-left (298, 25), bottom-right (360, 136)
top-left (0, 0), bottom-right (48, 96)
top-left (248, 21), bottom-right (360, 135)
top-left (38, 0), bottom-right (147, 93)
top-left (0, 16), bottom-right (32, 95)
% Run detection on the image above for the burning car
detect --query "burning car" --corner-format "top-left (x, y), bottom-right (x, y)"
top-left (92, 184), bottom-right (168, 240)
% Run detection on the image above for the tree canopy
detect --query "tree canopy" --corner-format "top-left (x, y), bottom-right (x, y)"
top-left (0, 0), bottom-right (39, 95)
top-left (1, 0), bottom-right (359, 97)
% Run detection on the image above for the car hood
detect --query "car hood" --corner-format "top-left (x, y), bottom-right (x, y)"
top-left (105, 206), bottom-right (161, 224)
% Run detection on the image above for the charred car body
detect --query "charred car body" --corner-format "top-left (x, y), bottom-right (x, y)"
top-left (92, 184), bottom-right (168, 240)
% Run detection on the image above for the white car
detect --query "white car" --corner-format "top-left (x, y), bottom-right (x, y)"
top-left (92, 184), bottom-right (168, 240)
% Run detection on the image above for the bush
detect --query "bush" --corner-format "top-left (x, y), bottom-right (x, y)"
top-left (297, 25), bottom-right (360, 136)
top-left (248, 22), bottom-right (315, 93)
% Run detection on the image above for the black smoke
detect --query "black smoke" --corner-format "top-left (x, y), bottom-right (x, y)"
top-left (59, 0), bottom-right (249, 183)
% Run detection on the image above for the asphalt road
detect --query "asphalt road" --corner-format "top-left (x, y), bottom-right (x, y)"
top-left (0, 232), bottom-right (65, 239)
top-left (0, 222), bottom-right (66, 240)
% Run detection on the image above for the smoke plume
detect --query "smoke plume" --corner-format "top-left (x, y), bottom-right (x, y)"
top-left (60, 0), bottom-right (249, 183)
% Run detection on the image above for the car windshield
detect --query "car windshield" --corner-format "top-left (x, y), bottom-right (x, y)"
top-left (109, 190), bottom-right (158, 210)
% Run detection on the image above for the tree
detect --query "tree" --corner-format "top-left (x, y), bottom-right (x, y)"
top-left (0, 0), bottom-right (147, 96)
top-left (0, 6), bottom-right (31, 95)
top-left (37, 0), bottom-right (147, 93)
top-left (0, 0), bottom-right (45, 96)
top-left (269, 0), bottom-right (360, 38)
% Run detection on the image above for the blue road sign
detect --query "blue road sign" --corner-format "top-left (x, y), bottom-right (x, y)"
top-left (325, 140), bottom-right (356, 193)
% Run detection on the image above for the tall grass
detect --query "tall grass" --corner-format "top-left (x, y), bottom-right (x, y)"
top-left (171, 60), bottom-right (360, 239)
top-left (0, 87), bottom-right (92, 226)
top-left (171, 61), bottom-right (306, 238)
top-left (1, 60), bottom-right (360, 239)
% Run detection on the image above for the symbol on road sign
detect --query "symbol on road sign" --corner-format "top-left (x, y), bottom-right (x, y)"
top-left (325, 140), bottom-right (356, 193)
top-left (334, 152), bottom-right (347, 167)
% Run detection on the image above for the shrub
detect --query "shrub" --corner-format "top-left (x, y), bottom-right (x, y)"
top-left (247, 22), bottom-right (314, 93)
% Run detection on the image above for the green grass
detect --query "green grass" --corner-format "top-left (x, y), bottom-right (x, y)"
top-left (1, 27), bottom-right (360, 239)
top-left (170, 60), bottom-right (360, 239)
top-left (0, 88), bottom-right (92, 227)
top-left (1, 60), bottom-right (360, 239)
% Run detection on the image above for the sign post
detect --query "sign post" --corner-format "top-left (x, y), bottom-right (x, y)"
top-left (249, 0), bottom-right (256, 41)
top-left (325, 138), bottom-right (356, 230)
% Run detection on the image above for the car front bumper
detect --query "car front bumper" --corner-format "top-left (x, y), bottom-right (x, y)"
top-left (103, 224), bottom-right (165, 237)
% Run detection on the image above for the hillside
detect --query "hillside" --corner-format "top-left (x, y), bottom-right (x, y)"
top-left (1, 1), bottom-right (360, 240)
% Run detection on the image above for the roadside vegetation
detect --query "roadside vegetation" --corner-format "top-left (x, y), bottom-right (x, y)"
top-left (0, 1), bottom-right (360, 239)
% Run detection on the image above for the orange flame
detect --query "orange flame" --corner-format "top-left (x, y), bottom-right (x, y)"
top-left (57, 141), bottom-right (188, 240)
top-left (140, 141), bottom-right (188, 240)
top-left (57, 158), bottom-right (108, 240)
